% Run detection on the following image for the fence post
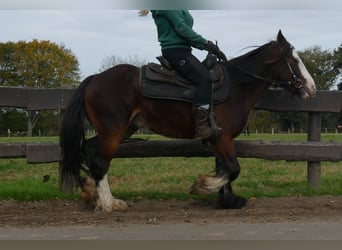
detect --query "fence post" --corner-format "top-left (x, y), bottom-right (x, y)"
top-left (307, 112), bottom-right (321, 189)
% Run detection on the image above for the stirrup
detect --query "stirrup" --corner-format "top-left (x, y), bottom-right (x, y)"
top-left (208, 112), bottom-right (222, 138)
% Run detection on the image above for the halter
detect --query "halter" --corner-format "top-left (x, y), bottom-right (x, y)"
top-left (228, 45), bottom-right (305, 91)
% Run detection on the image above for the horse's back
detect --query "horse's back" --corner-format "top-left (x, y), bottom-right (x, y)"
top-left (94, 64), bottom-right (139, 84)
top-left (85, 64), bottom-right (139, 97)
top-left (84, 64), bottom-right (141, 127)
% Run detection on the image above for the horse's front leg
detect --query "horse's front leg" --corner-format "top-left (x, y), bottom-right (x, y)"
top-left (80, 169), bottom-right (128, 212)
top-left (190, 135), bottom-right (247, 209)
top-left (215, 156), bottom-right (247, 209)
top-left (95, 173), bottom-right (128, 212)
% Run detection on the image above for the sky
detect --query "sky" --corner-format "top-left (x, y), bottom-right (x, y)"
top-left (0, 1), bottom-right (342, 78)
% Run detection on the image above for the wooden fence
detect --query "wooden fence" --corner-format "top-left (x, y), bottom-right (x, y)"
top-left (1, 86), bottom-right (342, 188)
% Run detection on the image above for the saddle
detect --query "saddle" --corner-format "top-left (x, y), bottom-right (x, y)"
top-left (139, 56), bottom-right (230, 104)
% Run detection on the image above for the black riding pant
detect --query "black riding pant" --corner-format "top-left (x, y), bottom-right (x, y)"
top-left (162, 48), bottom-right (211, 107)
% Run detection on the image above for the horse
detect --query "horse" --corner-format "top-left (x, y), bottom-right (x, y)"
top-left (337, 124), bottom-right (342, 133)
top-left (59, 30), bottom-right (316, 212)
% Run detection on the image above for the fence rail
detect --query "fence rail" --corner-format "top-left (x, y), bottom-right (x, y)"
top-left (1, 87), bottom-right (342, 188)
top-left (1, 140), bottom-right (341, 164)
top-left (1, 86), bottom-right (342, 112)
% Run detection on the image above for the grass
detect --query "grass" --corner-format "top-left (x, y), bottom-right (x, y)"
top-left (0, 136), bottom-right (58, 143)
top-left (1, 132), bottom-right (341, 143)
top-left (0, 133), bottom-right (342, 201)
top-left (0, 159), bottom-right (76, 201)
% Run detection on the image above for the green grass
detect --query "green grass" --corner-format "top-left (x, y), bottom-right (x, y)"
top-left (1, 132), bottom-right (341, 143)
top-left (0, 136), bottom-right (58, 143)
top-left (0, 159), bottom-right (76, 200)
top-left (235, 133), bottom-right (342, 142)
top-left (0, 133), bottom-right (342, 201)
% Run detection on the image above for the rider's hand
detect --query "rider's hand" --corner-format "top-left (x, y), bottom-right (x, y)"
top-left (206, 41), bottom-right (227, 61)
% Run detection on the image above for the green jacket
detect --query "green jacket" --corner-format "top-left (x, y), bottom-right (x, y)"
top-left (151, 10), bottom-right (208, 50)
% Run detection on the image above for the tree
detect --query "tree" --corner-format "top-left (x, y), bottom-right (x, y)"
top-left (337, 77), bottom-right (342, 125)
top-left (0, 108), bottom-right (26, 136)
top-left (0, 39), bottom-right (81, 136)
top-left (278, 112), bottom-right (307, 133)
top-left (298, 46), bottom-right (339, 90)
top-left (99, 55), bottom-right (146, 72)
top-left (247, 110), bottom-right (279, 133)
top-left (334, 44), bottom-right (342, 88)
top-left (0, 40), bottom-right (80, 87)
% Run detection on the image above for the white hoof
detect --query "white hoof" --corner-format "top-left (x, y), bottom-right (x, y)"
top-left (95, 174), bottom-right (128, 212)
top-left (96, 198), bottom-right (128, 212)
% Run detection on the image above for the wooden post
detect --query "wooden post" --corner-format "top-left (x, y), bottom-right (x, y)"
top-left (58, 107), bottom-right (65, 172)
top-left (307, 112), bottom-right (321, 189)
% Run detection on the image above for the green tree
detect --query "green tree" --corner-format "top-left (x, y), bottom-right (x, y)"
top-left (334, 44), bottom-right (342, 88)
top-left (34, 110), bottom-right (60, 136)
top-left (337, 75), bottom-right (342, 125)
top-left (0, 40), bottom-right (80, 87)
top-left (0, 39), bottom-right (81, 136)
top-left (278, 112), bottom-right (307, 133)
top-left (298, 46), bottom-right (339, 90)
top-left (0, 108), bottom-right (26, 136)
top-left (248, 110), bottom-right (279, 133)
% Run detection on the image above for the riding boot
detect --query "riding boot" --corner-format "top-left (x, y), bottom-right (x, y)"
top-left (194, 107), bottom-right (214, 139)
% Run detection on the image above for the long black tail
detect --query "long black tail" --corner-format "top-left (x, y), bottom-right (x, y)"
top-left (59, 76), bottom-right (93, 193)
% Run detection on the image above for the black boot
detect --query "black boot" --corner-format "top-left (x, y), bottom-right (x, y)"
top-left (194, 107), bottom-right (213, 139)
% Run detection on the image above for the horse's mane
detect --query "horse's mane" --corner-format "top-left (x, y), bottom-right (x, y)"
top-left (223, 40), bottom-right (281, 85)
top-left (228, 40), bottom-right (277, 64)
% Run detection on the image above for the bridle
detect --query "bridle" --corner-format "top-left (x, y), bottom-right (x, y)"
top-left (227, 45), bottom-right (305, 91)
top-left (283, 55), bottom-right (304, 90)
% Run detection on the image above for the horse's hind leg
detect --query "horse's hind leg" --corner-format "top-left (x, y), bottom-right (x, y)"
top-left (81, 135), bottom-right (127, 212)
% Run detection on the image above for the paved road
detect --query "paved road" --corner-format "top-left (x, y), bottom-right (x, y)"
top-left (1, 220), bottom-right (342, 240)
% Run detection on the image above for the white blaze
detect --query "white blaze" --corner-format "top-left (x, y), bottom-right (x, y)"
top-left (292, 50), bottom-right (316, 98)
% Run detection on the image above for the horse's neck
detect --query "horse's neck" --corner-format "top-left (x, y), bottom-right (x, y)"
top-left (229, 57), bottom-right (274, 108)
top-left (240, 77), bottom-right (271, 110)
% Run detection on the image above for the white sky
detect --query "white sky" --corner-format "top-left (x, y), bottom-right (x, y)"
top-left (0, 2), bottom-right (342, 78)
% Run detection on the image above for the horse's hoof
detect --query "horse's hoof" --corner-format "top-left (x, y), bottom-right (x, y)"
top-left (80, 176), bottom-right (96, 202)
top-left (219, 194), bottom-right (248, 209)
top-left (232, 196), bottom-right (248, 209)
top-left (96, 198), bottom-right (128, 212)
top-left (81, 191), bottom-right (95, 203)
top-left (112, 199), bottom-right (128, 211)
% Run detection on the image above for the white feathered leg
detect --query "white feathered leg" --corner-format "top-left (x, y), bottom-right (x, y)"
top-left (190, 175), bottom-right (229, 194)
top-left (95, 174), bottom-right (128, 212)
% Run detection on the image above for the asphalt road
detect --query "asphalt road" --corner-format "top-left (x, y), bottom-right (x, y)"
top-left (1, 220), bottom-right (342, 240)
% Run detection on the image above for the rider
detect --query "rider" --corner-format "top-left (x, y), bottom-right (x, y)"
top-left (140, 10), bottom-right (226, 139)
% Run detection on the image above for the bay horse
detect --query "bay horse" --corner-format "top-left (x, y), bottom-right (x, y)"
top-left (59, 31), bottom-right (316, 212)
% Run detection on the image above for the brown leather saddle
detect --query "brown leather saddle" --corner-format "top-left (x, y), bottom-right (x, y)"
top-left (139, 56), bottom-right (230, 104)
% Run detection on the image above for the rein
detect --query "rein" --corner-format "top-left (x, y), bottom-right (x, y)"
top-left (226, 46), bottom-right (304, 90)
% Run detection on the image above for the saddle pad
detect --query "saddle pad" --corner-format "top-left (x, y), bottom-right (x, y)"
top-left (139, 63), bottom-right (230, 104)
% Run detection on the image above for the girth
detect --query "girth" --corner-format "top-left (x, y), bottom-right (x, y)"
top-left (139, 57), bottom-right (230, 104)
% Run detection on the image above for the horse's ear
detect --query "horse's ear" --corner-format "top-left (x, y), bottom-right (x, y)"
top-left (277, 30), bottom-right (288, 45)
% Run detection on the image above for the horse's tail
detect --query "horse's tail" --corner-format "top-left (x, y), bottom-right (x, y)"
top-left (59, 76), bottom-right (93, 193)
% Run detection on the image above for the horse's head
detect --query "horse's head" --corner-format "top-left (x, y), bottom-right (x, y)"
top-left (271, 30), bottom-right (316, 99)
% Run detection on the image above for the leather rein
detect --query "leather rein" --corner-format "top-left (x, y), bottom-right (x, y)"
top-left (225, 46), bottom-right (304, 90)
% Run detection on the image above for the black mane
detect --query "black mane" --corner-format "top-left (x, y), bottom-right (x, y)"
top-left (229, 41), bottom-right (277, 64)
